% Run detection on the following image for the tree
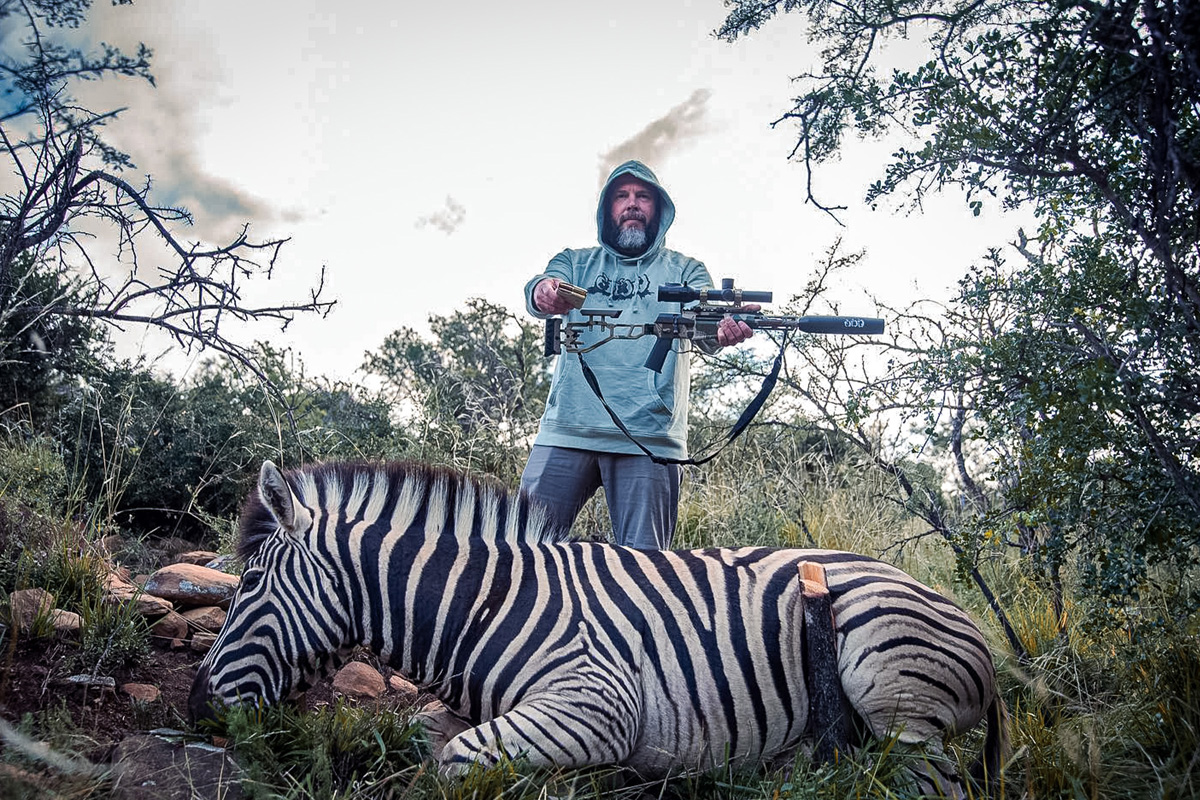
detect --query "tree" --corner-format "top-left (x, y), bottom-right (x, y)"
top-left (0, 0), bottom-right (333, 393)
top-left (719, 0), bottom-right (1200, 621)
top-left (363, 299), bottom-right (552, 481)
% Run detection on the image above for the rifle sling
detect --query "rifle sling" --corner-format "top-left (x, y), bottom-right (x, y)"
top-left (575, 333), bottom-right (787, 467)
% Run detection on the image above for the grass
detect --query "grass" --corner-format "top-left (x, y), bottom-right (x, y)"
top-left (2, 429), bottom-right (1199, 800)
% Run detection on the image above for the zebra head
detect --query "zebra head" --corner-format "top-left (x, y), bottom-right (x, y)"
top-left (190, 460), bottom-right (354, 724)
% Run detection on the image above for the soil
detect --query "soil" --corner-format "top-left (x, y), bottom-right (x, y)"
top-left (0, 636), bottom-right (350, 766)
top-left (0, 639), bottom-right (204, 760)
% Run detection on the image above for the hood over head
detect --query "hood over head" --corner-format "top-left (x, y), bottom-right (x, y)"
top-left (597, 160), bottom-right (676, 261)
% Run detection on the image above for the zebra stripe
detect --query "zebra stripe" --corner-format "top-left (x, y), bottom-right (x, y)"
top-left (190, 460), bottom-right (1007, 791)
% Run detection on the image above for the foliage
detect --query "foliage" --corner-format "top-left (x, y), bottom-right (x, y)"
top-left (70, 594), bottom-right (150, 676)
top-left (0, 253), bottom-right (107, 426)
top-left (0, 432), bottom-right (68, 516)
top-left (717, 0), bottom-right (1199, 240)
top-left (363, 298), bottom-right (551, 483)
top-left (51, 345), bottom-right (400, 541)
top-left (217, 696), bottom-right (967, 800)
top-left (222, 700), bottom-right (426, 799)
top-left (718, 0), bottom-right (1200, 625)
top-left (928, 248), bottom-right (1200, 617)
top-left (0, 500), bottom-right (96, 603)
top-left (0, 352), bottom-right (1196, 796)
top-left (0, 0), bottom-right (333, 389)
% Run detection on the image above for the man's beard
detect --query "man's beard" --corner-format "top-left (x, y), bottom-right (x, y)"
top-left (615, 224), bottom-right (649, 253)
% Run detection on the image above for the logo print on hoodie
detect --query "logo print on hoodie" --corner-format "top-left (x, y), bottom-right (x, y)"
top-left (588, 273), bottom-right (652, 301)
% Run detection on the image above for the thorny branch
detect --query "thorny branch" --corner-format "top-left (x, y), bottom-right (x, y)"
top-left (0, 0), bottom-right (335, 428)
top-left (1, 130), bottom-right (335, 412)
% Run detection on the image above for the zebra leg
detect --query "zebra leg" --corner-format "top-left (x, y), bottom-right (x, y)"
top-left (437, 694), bottom-right (636, 777)
top-left (415, 703), bottom-right (472, 763)
top-left (897, 741), bottom-right (967, 800)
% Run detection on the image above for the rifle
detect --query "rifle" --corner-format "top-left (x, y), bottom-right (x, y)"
top-left (545, 278), bottom-right (885, 371)
top-left (541, 277), bottom-right (885, 465)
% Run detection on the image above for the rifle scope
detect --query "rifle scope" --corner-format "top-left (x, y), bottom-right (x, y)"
top-left (659, 278), bottom-right (772, 304)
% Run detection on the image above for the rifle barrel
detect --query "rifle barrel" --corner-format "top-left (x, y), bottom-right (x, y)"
top-left (743, 315), bottom-right (885, 336)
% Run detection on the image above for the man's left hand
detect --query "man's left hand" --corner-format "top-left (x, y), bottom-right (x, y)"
top-left (716, 304), bottom-right (759, 347)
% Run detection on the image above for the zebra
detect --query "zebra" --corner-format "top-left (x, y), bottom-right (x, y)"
top-left (190, 460), bottom-right (1008, 793)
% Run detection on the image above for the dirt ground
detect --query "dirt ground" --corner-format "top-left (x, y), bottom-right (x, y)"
top-left (0, 637), bottom-right (394, 761)
top-left (0, 640), bottom-right (203, 761)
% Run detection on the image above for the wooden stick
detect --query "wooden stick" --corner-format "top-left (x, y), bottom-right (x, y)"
top-left (799, 561), bottom-right (848, 763)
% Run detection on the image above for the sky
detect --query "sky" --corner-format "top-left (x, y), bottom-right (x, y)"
top-left (64, 0), bottom-right (1028, 382)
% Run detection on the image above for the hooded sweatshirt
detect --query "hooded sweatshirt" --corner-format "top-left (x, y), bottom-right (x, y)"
top-left (523, 160), bottom-right (714, 459)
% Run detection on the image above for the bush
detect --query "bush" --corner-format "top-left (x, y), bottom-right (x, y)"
top-left (70, 596), bottom-right (151, 676)
top-left (52, 347), bottom-right (403, 543)
top-left (0, 433), bottom-right (68, 516)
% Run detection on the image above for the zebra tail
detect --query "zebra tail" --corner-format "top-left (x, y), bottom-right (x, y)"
top-left (969, 695), bottom-right (1011, 792)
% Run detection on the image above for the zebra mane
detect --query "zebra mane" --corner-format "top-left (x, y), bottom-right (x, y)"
top-left (236, 460), bottom-right (568, 562)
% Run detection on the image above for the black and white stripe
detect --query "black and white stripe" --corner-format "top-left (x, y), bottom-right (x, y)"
top-left (190, 460), bottom-right (1007, 791)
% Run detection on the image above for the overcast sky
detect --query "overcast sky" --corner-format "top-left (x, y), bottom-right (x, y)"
top-left (69, 0), bottom-right (1027, 381)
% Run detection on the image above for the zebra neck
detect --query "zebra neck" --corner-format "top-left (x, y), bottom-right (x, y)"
top-left (368, 536), bottom-right (532, 703)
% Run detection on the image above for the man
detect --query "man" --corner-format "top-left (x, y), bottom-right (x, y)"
top-left (522, 160), bottom-right (753, 549)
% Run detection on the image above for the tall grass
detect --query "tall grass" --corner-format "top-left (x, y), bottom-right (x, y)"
top-left (2, 386), bottom-right (1199, 799)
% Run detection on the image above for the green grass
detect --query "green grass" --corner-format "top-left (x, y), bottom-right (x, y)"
top-left (2, 428), bottom-right (1200, 799)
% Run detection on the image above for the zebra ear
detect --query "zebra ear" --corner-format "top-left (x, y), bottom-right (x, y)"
top-left (258, 461), bottom-right (312, 537)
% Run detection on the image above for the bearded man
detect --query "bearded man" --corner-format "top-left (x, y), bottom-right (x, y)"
top-left (522, 160), bottom-right (753, 549)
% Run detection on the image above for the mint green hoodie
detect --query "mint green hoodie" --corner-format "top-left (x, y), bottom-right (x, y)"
top-left (524, 161), bottom-right (713, 459)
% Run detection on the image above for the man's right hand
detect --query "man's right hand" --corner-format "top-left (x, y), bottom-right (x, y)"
top-left (533, 278), bottom-right (576, 315)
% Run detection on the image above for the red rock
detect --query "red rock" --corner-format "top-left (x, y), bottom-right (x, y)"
top-left (175, 550), bottom-right (219, 566)
top-left (49, 609), bottom-right (81, 636)
top-left (191, 632), bottom-right (218, 653)
top-left (149, 611), bottom-right (190, 647)
top-left (180, 606), bottom-right (227, 634)
top-left (9, 588), bottom-right (54, 633)
top-left (332, 662), bottom-right (385, 701)
top-left (103, 574), bottom-right (173, 617)
top-left (121, 683), bottom-right (161, 703)
top-left (142, 563), bottom-right (239, 608)
top-left (388, 674), bottom-right (419, 699)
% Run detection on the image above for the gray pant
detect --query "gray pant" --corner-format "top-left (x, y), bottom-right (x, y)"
top-left (520, 445), bottom-right (681, 549)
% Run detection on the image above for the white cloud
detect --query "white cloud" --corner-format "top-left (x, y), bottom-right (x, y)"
top-left (415, 196), bottom-right (467, 235)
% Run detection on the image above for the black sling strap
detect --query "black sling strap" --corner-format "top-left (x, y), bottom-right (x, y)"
top-left (575, 332), bottom-right (789, 466)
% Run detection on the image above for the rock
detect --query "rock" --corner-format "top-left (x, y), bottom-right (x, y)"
top-left (388, 674), bottom-right (420, 700)
top-left (332, 662), bottom-right (385, 701)
top-left (191, 632), bottom-right (217, 653)
top-left (0, 762), bottom-right (59, 795)
top-left (155, 537), bottom-right (197, 567)
top-left (99, 534), bottom-right (125, 555)
top-left (103, 572), bottom-right (173, 617)
top-left (149, 611), bottom-right (190, 647)
top-left (111, 733), bottom-right (243, 800)
top-left (65, 674), bottom-right (117, 690)
top-left (204, 554), bottom-right (238, 573)
top-left (9, 588), bottom-right (55, 633)
top-left (416, 700), bottom-right (469, 762)
top-left (175, 550), bottom-right (219, 566)
top-left (142, 564), bottom-right (239, 608)
top-left (421, 698), bottom-right (448, 715)
top-left (49, 608), bottom-right (82, 636)
top-left (63, 674), bottom-right (117, 704)
top-left (181, 606), bottom-right (227, 634)
top-left (121, 683), bottom-right (161, 703)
